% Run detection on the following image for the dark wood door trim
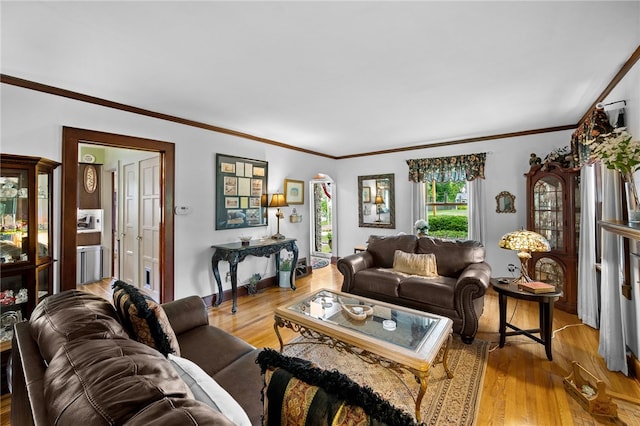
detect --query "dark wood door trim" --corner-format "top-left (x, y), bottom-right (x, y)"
top-left (61, 127), bottom-right (175, 302)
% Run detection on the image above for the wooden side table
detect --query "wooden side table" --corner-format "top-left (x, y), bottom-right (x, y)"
top-left (490, 277), bottom-right (562, 360)
top-left (353, 245), bottom-right (367, 253)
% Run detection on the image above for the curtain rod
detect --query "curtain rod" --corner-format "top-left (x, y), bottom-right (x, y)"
top-left (597, 100), bottom-right (626, 108)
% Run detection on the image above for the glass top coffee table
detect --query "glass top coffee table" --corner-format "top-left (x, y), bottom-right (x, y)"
top-left (273, 288), bottom-right (453, 421)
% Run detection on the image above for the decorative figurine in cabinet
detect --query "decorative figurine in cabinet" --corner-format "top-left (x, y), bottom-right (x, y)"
top-left (0, 154), bottom-right (60, 320)
top-left (525, 162), bottom-right (580, 313)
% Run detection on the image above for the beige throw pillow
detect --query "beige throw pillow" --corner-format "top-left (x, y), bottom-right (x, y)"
top-left (392, 250), bottom-right (438, 277)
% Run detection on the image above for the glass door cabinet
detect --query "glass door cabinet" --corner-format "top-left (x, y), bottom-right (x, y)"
top-left (525, 162), bottom-right (580, 313)
top-left (1, 154), bottom-right (60, 325)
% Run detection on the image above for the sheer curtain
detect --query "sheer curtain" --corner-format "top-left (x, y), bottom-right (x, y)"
top-left (598, 168), bottom-right (628, 374)
top-left (577, 165), bottom-right (599, 328)
top-left (467, 178), bottom-right (485, 245)
top-left (411, 182), bottom-right (426, 233)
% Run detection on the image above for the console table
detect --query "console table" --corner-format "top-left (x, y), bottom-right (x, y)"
top-left (211, 238), bottom-right (298, 313)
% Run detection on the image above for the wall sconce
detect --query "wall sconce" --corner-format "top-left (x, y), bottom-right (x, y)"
top-left (269, 193), bottom-right (288, 240)
top-left (498, 230), bottom-right (550, 284)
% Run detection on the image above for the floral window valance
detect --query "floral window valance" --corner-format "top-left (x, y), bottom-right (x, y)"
top-left (406, 152), bottom-right (486, 183)
top-left (571, 106), bottom-right (613, 168)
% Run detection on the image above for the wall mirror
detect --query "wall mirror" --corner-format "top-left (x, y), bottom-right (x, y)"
top-left (496, 191), bottom-right (516, 213)
top-left (358, 173), bottom-right (395, 228)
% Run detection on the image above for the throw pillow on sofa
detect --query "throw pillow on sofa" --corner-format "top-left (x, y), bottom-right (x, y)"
top-left (112, 280), bottom-right (180, 356)
top-left (256, 348), bottom-right (419, 426)
top-left (392, 250), bottom-right (438, 277)
top-left (168, 353), bottom-right (252, 426)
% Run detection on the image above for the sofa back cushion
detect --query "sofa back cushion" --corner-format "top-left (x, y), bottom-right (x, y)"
top-left (29, 289), bottom-right (130, 363)
top-left (416, 237), bottom-right (485, 277)
top-left (367, 234), bottom-right (418, 268)
top-left (44, 337), bottom-right (233, 425)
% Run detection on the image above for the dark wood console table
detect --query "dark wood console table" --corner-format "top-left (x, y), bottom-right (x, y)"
top-left (211, 238), bottom-right (298, 313)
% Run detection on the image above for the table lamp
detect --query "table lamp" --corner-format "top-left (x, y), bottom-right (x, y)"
top-left (498, 230), bottom-right (550, 284)
top-left (269, 193), bottom-right (288, 240)
top-left (374, 194), bottom-right (384, 222)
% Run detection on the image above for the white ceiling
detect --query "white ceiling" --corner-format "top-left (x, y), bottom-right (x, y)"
top-left (2, 1), bottom-right (639, 158)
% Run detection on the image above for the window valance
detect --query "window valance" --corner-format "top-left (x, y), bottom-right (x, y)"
top-left (406, 152), bottom-right (486, 183)
top-left (570, 106), bottom-right (613, 168)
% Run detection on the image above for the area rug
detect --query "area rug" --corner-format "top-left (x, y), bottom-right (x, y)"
top-left (283, 336), bottom-right (489, 425)
top-left (311, 256), bottom-right (330, 269)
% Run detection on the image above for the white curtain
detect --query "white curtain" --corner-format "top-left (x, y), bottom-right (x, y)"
top-left (411, 182), bottom-right (426, 233)
top-left (598, 168), bottom-right (628, 374)
top-left (467, 178), bottom-right (485, 245)
top-left (577, 165), bottom-right (599, 328)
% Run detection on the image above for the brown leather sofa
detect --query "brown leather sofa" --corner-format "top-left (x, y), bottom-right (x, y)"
top-left (11, 290), bottom-right (263, 425)
top-left (337, 235), bottom-right (491, 343)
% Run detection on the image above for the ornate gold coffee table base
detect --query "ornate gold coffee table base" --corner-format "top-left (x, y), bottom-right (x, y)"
top-left (274, 315), bottom-right (453, 422)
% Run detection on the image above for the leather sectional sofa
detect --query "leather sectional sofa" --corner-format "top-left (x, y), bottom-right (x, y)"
top-left (337, 234), bottom-right (491, 343)
top-left (11, 289), bottom-right (263, 425)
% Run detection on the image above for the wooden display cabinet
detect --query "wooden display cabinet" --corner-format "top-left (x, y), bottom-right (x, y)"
top-left (525, 162), bottom-right (580, 313)
top-left (1, 154), bottom-right (59, 319)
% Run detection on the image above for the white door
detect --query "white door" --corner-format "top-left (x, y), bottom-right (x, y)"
top-left (140, 156), bottom-right (160, 301)
top-left (122, 162), bottom-right (138, 286)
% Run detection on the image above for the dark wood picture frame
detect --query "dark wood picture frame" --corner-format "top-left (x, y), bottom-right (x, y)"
top-left (216, 154), bottom-right (268, 230)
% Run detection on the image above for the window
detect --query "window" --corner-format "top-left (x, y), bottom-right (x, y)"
top-left (424, 180), bottom-right (468, 239)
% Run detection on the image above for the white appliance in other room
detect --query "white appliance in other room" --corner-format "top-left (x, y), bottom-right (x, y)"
top-left (77, 245), bottom-right (103, 285)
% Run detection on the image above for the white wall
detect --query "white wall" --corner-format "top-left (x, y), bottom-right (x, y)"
top-left (0, 81), bottom-right (599, 302)
top-left (334, 131), bottom-right (573, 278)
top-left (0, 84), bottom-right (336, 300)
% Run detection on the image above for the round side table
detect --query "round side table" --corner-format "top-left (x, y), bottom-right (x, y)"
top-left (490, 277), bottom-right (562, 361)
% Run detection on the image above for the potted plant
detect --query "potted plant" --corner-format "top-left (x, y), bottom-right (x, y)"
top-left (414, 219), bottom-right (429, 237)
top-left (247, 273), bottom-right (261, 295)
top-left (279, 257), bottom-right (293, 288)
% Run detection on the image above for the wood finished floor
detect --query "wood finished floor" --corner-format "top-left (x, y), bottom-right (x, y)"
top-left (1, 264), bottom-right (639, 425)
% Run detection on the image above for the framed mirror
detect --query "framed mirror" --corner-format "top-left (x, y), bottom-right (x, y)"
top-left (358, 173), bottom-right (395, 228)
top-left (496, 191), bottom-right (516, 213)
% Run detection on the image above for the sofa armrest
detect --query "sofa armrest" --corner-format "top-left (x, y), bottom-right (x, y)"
top-left (337, 251), bottom-right (374, 293)
top-left (162, 296), bottom-right (210, 336)
top-left (12, 321), bottom-right (48, 426)
top-left (454, 262), bottom-right (491, 298)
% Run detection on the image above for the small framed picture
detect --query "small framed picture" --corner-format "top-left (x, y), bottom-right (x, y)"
top-left (362, 186), bottom-right (371, 203)
top-left (284, 179), bottom-right (304, 205)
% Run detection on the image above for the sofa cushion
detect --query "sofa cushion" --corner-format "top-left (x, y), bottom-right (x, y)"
top-left (367, 234), bottom-right (418, 268)
top-left (416, 237), bottom-right (485, 277)
top-left (44, 337), bottom-right (201, 425)
top-left (352, 268), bottom-right (401, 297)
top-left (168, 354), bottom-right (251, 426)
top-left (112, 280), bottom-right (181, 356)
top-left (256, 348), bottom-right (419, 426)
top-left (392, 250), bottom-right (438, 277)
top-left (398, 276), bottom-right (457, 310)
top-left (29, 289), bottom-right (130, 363)
top-left (123, 398), bottom-right (235, 425)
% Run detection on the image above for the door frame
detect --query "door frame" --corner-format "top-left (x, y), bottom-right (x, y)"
top-left (61, 127), bottom-right (175, 302)
top-left (309, 174), bottom-right (336, 259)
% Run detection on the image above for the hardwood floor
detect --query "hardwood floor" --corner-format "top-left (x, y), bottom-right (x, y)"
top-left (2, 264), bottom-right (639, 425)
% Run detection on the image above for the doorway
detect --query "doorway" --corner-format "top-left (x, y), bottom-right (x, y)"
top-left (61, 127), bottom-right (175, 302)
top-left (309, 174), bottom-right (336, 260)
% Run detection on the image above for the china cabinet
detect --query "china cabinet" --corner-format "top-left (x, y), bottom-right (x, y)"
top-left (525, 162), bottom-right (580, 313)
top-left (0, 154), bottom-right (60, 322)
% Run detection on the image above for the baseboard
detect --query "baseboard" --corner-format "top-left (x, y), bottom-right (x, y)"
top-left (629, 352), bottom-right (640, 383)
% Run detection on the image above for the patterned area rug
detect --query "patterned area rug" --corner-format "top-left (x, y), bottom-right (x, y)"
top-left (311, 256), bottom-right (330, 269)
top-left (283, 335), bottom-right (489, 425)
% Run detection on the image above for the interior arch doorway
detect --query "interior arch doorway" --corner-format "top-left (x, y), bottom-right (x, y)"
top-left (309, 174), bottom-right (336, 261)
